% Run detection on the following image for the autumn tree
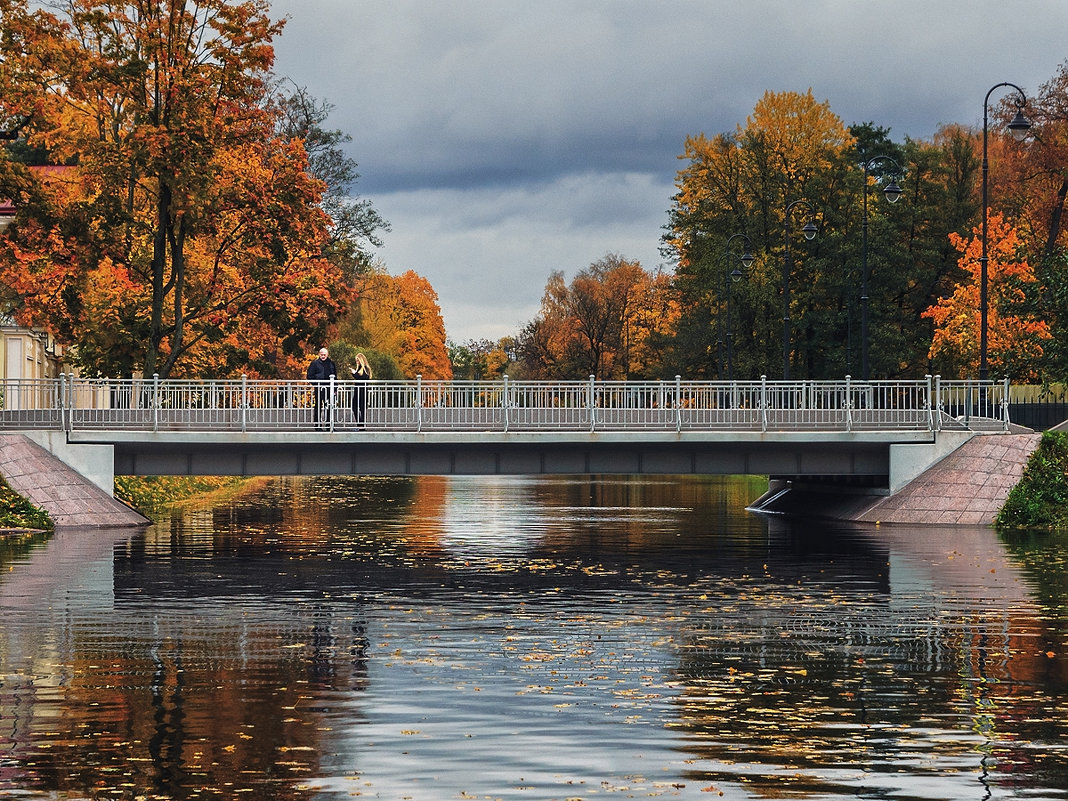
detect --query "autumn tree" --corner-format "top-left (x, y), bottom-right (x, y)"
top-left (1038, 250), bottom-right (1068, 384)
top-left (449, 338), bottom-right (512, 380)
top-left (517, 254), bottom-right (673, 379)
top-left (662, 90), bottom-right (1005, 381)
top-left (923, 213), bottom-right (1051, 380)
top-left (351, 267), bottom-right (451, 380)
top-left (1003, 61), bottom-right (1068, 382)
top-left (0, 0), bottom-right (360, 378)
top-left (665, 90), bottom-right (856, 379)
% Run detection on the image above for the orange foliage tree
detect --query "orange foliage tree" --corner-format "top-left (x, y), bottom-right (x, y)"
top-left (519, 254), bottom-right (676, 379)
top-left (922, 213), bottom-right (1051, 379)
top-left (353, 267), bottom-right (452, 380)
top-left (0, 0), bottom-right (344, 378)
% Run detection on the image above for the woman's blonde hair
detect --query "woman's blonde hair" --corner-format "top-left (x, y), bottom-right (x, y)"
top-left (354, 352), bottom-right (372, 378)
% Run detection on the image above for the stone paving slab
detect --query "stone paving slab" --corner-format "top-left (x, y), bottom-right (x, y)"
top-left (0, 434), bottom-right (148, 529)
top-left (854, 432), bottom-right (1042, 525)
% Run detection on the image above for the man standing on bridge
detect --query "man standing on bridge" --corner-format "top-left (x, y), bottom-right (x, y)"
top-left (307, 347), bottom-right (337, 429)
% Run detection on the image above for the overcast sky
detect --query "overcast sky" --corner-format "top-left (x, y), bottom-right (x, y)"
top-left (267, 0), bottom-right (1068, 345)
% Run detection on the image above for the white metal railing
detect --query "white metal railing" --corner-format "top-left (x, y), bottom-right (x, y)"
top-left (0, 374), bottom-right (1014, 435)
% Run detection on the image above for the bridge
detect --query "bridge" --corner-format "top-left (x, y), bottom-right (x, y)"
top-left (0, 375), bottom-right (1015, 499)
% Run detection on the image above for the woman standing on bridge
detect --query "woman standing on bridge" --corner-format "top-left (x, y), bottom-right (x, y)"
top-left (350, 352), bottom-right (372, 429)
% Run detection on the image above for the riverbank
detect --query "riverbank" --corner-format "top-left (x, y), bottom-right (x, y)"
top-left (996, 430), bottom-right (1068, 528)
top-left (0, 474), bottom-right (53, 532)
top-left (0, 434), bottom-right (148, 529)
top-left (750, 431), bottom-right (1043, 526)
top-left (114, 475), bottom-right (255, 521)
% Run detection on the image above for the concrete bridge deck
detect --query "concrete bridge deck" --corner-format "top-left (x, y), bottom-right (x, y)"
top-left (0, 376), bottom-right (1028, 528)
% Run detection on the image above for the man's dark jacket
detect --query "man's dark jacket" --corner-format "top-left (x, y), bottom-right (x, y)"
top-left (307, 357), bottom-right (337, 382)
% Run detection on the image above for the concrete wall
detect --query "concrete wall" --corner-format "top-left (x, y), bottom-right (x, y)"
top-left (25, 431), bottom-right (115, 495)
top-left (888, 430), bottom-right (975, 493)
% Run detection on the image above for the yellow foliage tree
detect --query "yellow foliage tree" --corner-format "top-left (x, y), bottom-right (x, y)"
top-left (354, 267), bottom-right (452, 380)
top-left (668, 89), bottom-right (854, 258)
top-left (745, 88), bottom-right (853, 181)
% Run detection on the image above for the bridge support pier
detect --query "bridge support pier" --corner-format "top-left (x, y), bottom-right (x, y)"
top-left (25, 431), bottom-right (116, 495)
top-left (887, 431), bottom-right (975, 493)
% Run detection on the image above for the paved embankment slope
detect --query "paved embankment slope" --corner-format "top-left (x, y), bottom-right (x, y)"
top-left (750, 432), bottom-right (1044, 526)
top-left (853, 432), bottom-right (1042, 525)
top-left (0, 434), bottom-right (148, 529)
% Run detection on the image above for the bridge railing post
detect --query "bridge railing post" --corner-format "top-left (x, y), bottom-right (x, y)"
top-left (925, 374), bottom-right (934, 432)
top-left (57, 373), bottom-right (65, 432)
top-left (328, 375), bottom-right (335, 433)
top-left (844, 375), bottom-right (853, 432)
top-left (241, 374), bottom-right (249, 432)
top-left (416, 375), bottom-right (423, 432)
top-left (1002, 376), bottom-right (1011, 431)
top-left (933, 374), bottom-right (942, 431)
top-left (152, 373), bottom-right (160, 433)
top-left (675, 375), bottom-right (682, 432)
top-left (588, 375), bottom-right (596, 432)
top-left (502, 375), bottom-right (510, 432)
top-left (760, 375), bottom-right (768, 432)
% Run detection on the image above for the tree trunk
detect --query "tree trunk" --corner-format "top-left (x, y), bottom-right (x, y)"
top-left (144, 180), bottom-right (172, 379)
top-left (159, 215), bottom-right (188, 379)
top-left (1044, 177), bottom-right (1068, 265)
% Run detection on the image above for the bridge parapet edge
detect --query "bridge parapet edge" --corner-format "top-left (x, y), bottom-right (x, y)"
top-left (1, 376), bottom-right (1015, 436)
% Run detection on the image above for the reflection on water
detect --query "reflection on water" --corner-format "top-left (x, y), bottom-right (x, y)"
top-left (0, 474), bottom-right (1066, 800)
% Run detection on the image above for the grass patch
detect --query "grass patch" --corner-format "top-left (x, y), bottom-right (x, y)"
top-left (0, 476), bottom-right (53, 531)
top-left (115, 475), bottom-right (250, 519)
top-left (997, 431), bottom-right (1068, 530)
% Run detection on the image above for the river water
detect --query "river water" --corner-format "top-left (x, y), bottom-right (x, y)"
top-left (0, 474), bottom-right (1066, 801)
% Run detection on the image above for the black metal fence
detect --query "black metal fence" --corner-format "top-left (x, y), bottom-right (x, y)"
top-left (1007, 401), bottom-right (1068, 431)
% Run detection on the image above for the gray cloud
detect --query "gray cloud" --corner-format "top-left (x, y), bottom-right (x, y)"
top-left (269, 0), bottom-right (1067, 343)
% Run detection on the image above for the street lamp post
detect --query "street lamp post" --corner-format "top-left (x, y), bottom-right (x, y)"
top-left (723, 233), bottom-right (755, 381)
top-left (980, 82), bottom-right (1032, 381)
top-left (782, 200), bottom-right (818, 380)
top-left (860, 156), bottom-right (903, 382)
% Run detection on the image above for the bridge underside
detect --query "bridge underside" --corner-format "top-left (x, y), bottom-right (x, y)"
top-left (105, 432), bottom-right (904, 489)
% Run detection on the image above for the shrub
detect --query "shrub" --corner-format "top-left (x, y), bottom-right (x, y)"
top-left (997, 431), bottom-right (1068, 529)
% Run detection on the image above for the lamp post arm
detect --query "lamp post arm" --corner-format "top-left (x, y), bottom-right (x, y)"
top-left (722, 233), bottom-right (754, 382)
top-left (724, 232), bottom-right (753, 253)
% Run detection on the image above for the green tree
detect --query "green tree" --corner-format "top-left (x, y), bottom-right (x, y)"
top-left (665, 89), bottom-right (856, 379)
top-left (1011, 61), bottom-right (1068, 382)
top-left (664, 93), bottom-right (993, 381)
top-left (449, 338), bottom-right (511, 380)
top-left (997, 431), bottom-right (1068, 529)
